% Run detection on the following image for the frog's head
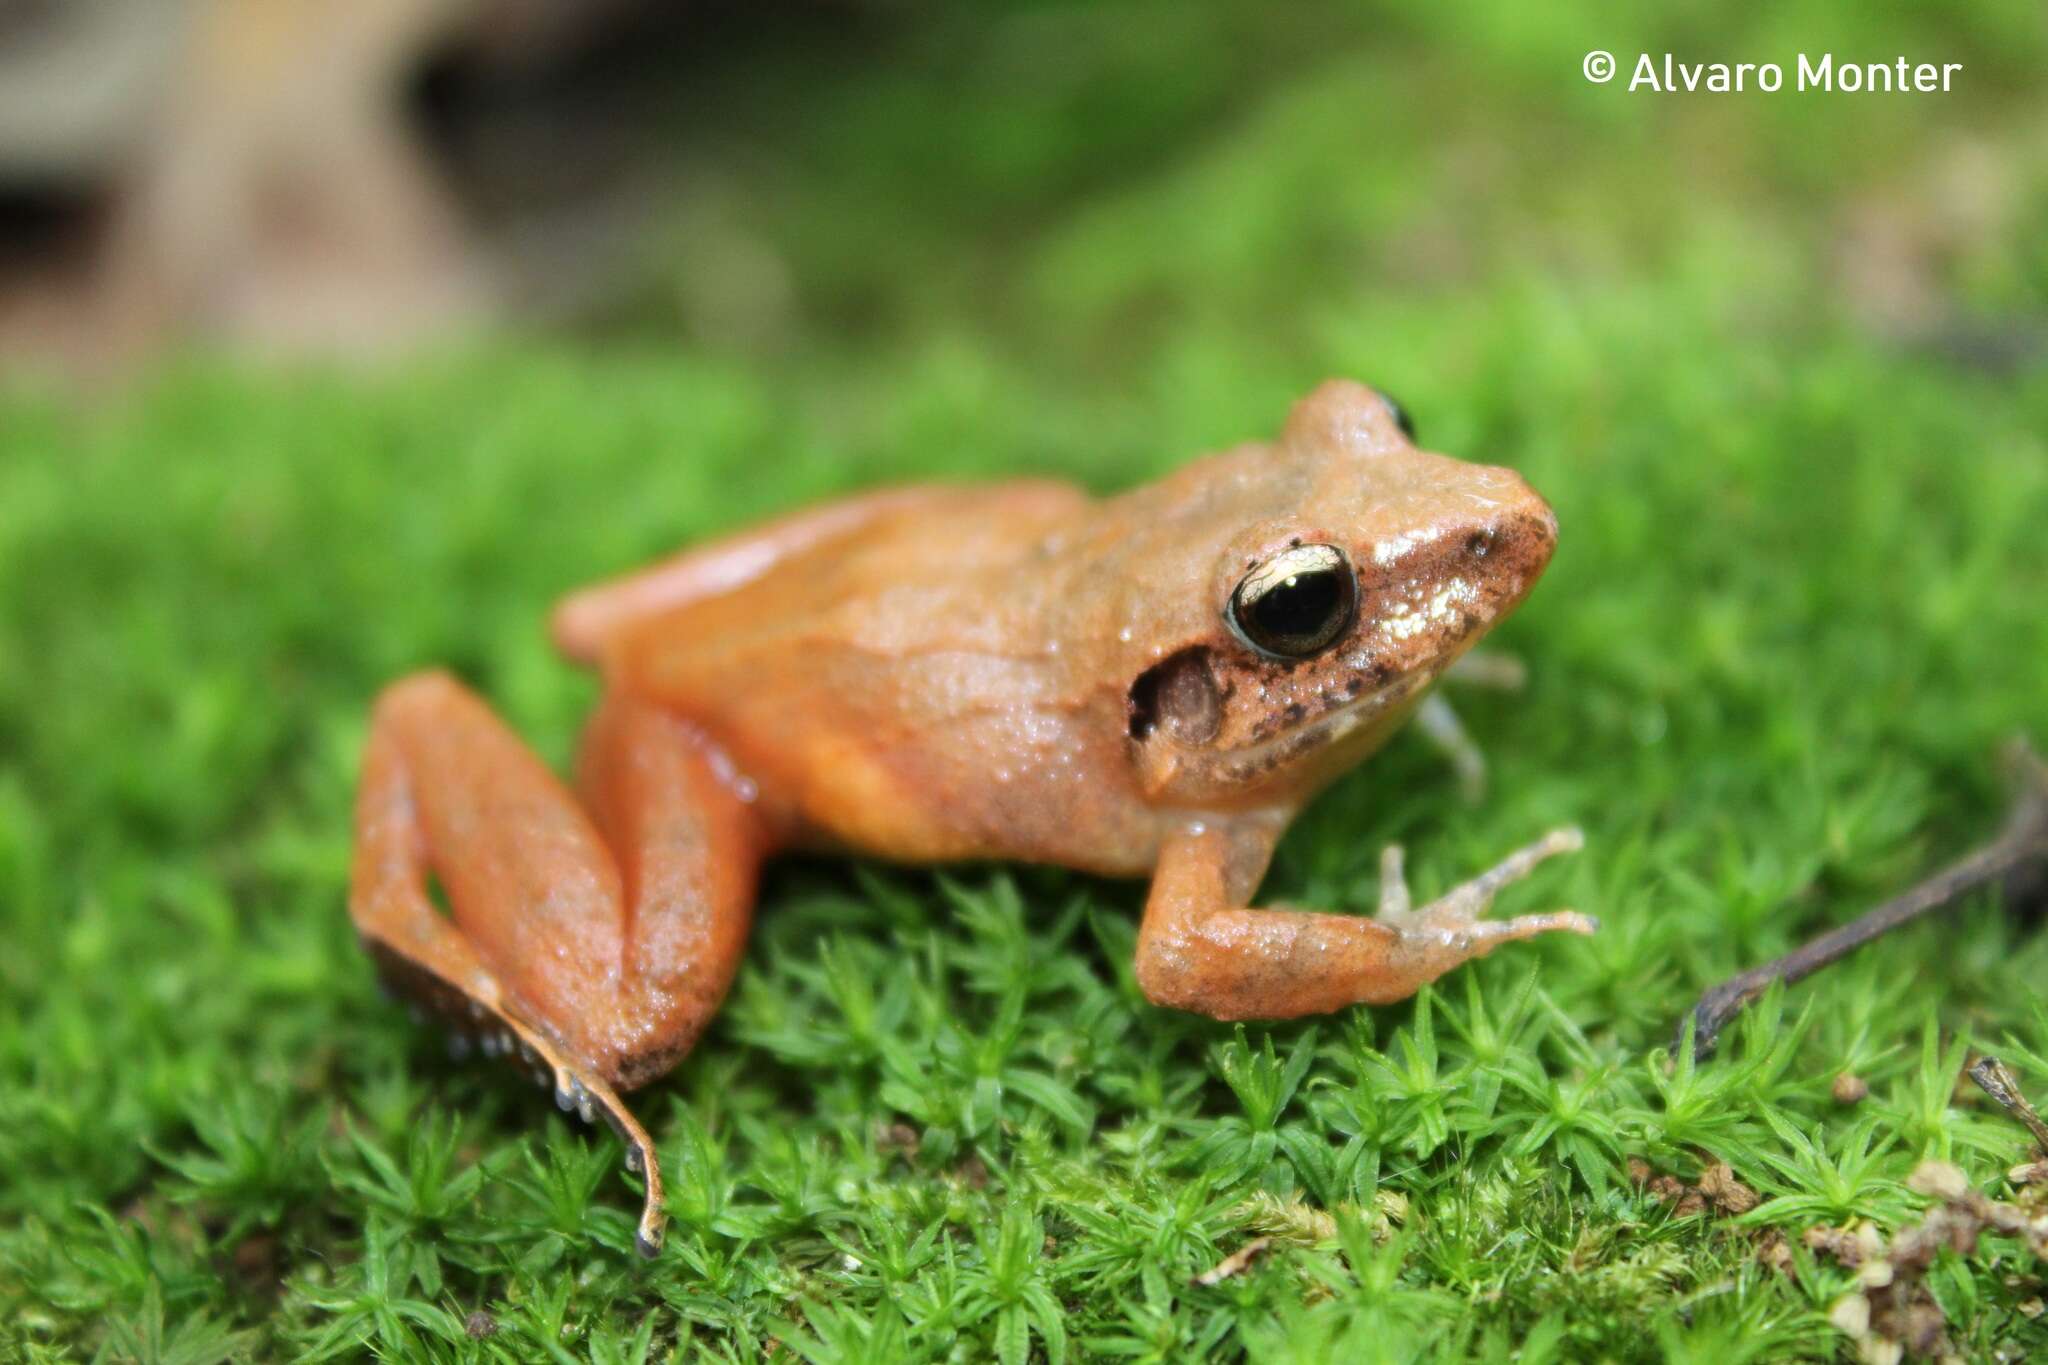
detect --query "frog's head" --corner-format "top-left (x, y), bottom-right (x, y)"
top-left (1117, 379), bottom-right (1557, 807)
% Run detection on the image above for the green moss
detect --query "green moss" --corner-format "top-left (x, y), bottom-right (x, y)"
top-left (3, 1), bottom-right (2046, 1359)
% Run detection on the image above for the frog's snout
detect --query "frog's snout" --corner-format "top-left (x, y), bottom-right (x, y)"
top-left (1472, 482), bottom-right (1558, 600)
top-left (1507, 502), bottom-right (1558, 577)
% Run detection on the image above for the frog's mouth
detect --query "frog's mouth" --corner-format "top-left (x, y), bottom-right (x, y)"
top-left (1211, 658), bottom-right (1438, 788)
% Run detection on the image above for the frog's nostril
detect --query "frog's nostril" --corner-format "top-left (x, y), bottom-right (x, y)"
top-left (1459, 507), bottom-right (1555, 597)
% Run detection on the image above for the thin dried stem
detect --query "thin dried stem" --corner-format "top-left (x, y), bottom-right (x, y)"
top-left (1682, 739), bottom-right (2048, 1060)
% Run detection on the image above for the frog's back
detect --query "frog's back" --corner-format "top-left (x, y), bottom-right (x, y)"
top-left (607, 480), bottom-right (1091, 666)
top-left (602, 481), bottom-right (1164, 868)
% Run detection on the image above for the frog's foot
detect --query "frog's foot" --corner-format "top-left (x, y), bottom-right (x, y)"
top-left (547, 1058), bottom-right (665, 1260)
top-left (1371, 827), bottom-right (1596, 979)
top-left (366, 942), bottom-right (667, 1259)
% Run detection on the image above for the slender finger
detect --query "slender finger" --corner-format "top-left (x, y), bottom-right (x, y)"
top-left (1378, 844), bottom-right (1411, 918)
top-left (1488, 908), bottom-right (1600, 940)
top-left (1438, 826), bottom-right (1584, 918)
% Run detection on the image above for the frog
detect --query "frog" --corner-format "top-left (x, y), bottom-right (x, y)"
top-left (349, 379), bottom-right (1593, 1257)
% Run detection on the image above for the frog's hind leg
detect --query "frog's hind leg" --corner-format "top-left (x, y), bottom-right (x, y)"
top-left (572, 691), bottom-right (766, 1089)
top-left (349, 671), bottom-right (765, 1257)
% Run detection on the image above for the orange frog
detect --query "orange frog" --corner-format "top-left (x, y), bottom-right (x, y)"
top-left (350, 380), bottom-right (1593, 1255)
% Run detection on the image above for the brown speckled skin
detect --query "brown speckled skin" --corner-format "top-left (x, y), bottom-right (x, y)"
top-left (348, 379), bottom-right (1566, 1256)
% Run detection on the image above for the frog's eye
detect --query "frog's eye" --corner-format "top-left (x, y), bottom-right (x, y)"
top-left (1226, 543), bottom-right (1357, 660)
top-left (1379, 391), bottom-right (1416, 442)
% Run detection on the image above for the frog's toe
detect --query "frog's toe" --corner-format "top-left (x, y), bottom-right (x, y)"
top-left (544, 1060), bottom-right (666, 1258)
top-left (367, 943), bottom-right (667, 1257)
top-left (1380, 899), bottom-right (1596, 989)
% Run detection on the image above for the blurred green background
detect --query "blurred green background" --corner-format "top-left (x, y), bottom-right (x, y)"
top-left (4, 1), bottom-right (2047, 1359)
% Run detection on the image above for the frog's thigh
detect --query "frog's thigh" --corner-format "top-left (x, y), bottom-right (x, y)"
top-left (575, 692), bottom-right (764, 1089)
top-left (350, 671), bottom-right (762, 1089)
top-left (353, 672), bottom-right (627, 1063)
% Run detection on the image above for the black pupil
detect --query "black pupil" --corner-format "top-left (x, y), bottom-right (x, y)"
top-left (1251, 570), bottom-right (1341, 645)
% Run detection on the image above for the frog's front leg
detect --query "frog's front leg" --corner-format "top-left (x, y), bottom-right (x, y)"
top-left (1417, 651), bottom-right (1530, 802)
top-left (350, 672), bottom-right (765, 1257)
top-left (1133, 820), bottom-right (1592, 1020)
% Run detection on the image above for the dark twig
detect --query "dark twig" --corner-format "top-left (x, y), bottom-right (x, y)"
top-left (1968, 1056), bottom-right (2048, 1155)
top-left (1681, 739), bottom-right (2048, 1060)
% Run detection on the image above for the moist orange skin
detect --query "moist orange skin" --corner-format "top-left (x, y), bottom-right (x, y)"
top-left (348, 379), bottom-right (1569, 1256)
